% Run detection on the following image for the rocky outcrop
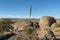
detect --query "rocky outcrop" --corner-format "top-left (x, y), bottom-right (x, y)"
top-left (39, 16), bottom-right (56, 27)
top-left (1, 16), bottom-right (59, 40)
top-left (37, 27), bottom-right (56, 40)
top-left (12, 20), bottom-right (33, 32)
top-left (51, 23), bottom-right (60, 37)
top-left (51, 23), bottom-right (60, 30)
top-left (37, 16), bottom-right (56, 40)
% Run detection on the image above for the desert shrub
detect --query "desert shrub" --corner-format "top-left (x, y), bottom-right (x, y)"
top-left (0, 19), bottom-right (14, 33)
top-left (25, 27), bottom-right (33, 35)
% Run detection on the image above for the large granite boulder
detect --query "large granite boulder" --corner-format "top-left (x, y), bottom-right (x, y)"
top-left (37, 27), bottom-right (56, 40)
top-left (51, 23), bottom-right (60, 37)
top-left (39, 16), bottom-right (56, 27)
top-left (51, 23), bottom-right (60, 30)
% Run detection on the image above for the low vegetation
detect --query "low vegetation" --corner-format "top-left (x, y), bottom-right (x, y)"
top-left (0, 19), bottom-right (14, 33)
top-left (25, 26), bottom-right (34, 35)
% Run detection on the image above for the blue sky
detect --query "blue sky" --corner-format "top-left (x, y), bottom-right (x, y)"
top-left (0, 0), bottom-right (60, 18)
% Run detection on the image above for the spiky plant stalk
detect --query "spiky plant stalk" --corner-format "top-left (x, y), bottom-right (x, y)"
top-left (29, 0), bottom-right (32, 19)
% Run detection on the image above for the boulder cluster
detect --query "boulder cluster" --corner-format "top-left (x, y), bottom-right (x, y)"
top-left (1, 16), bottom-right (60, 40)
top-left (39, 16), bottom-right (56, 27)
top-left (37, 16), bottom-right (56, 40)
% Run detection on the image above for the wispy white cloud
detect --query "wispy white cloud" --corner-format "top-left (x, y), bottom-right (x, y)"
top-left (0, 15), bottom-right (40, 19)
top-left (0, 15), bottom-right (21, 18)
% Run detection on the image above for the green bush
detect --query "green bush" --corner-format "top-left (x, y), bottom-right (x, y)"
top-left (25, 27), bottom-right (33, 35)
top-left (0, 19), bottom-right (14, 33)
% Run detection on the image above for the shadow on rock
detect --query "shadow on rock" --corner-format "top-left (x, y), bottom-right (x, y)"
top-left (56, 38), bottom-right (60, 40)
top-left (0, 33), bottom-right (16, 40)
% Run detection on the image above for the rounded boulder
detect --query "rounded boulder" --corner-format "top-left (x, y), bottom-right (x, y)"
top-left (39, 16), bottom-right (56, 27)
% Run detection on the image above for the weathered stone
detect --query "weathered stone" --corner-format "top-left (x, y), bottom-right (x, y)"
top-left (12, 20), bottom-right (33, 32)
top-left (56, 19), bottom-right (60, 24)
top-left (37, 27), bottom-right (56, 40)
top-left (51, 23), bottom-right (60, 37)
top-left (8, 34), bottom-right (29, 40)
top-left (51, 23), bottom-right (60, 30)
top-left (39, 16), bottom-right (56, 27)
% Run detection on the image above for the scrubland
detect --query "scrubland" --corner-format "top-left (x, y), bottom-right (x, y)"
top-left (0, 16), bottom-right (60, 40)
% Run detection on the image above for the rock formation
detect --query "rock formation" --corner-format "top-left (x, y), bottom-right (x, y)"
top-left (37, 16), bottom-right (56, 40)
top-left (51, 23), bottom-right (60, 30)
top-left (51, 23), bottom-right (60, 37)
top-left (1, 16), bottom-right (59, 40)
top-left (37, 27), bottom-right (56, 40)
top-left (39, 16), bottom-right (56, 27)
top-left (12, 20), bottom-right (33, 32)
